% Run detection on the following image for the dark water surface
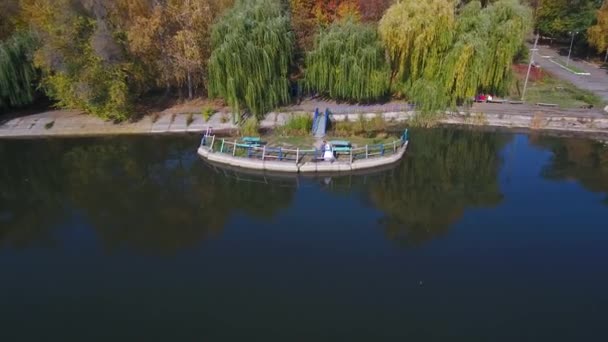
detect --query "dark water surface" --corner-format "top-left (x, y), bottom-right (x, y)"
top-left (1, 129), bottom-right (607, 341)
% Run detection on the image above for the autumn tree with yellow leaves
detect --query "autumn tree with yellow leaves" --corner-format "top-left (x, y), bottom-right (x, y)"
top-left (588, 1), bottom-right (608, 57)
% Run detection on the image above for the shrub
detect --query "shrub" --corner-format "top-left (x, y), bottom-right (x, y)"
top-left (370, 115), bottom-right (386, 131)
top-left (356, 113), bottom-right (367, 133)
top-left (240, 116), bottom-right (259, 136)
top-left (280, 114), bottom-right (313, 135)
top-left (332, 120), bottom-right (355, 137)
top-left (202, 107), bottom-right (214, 121)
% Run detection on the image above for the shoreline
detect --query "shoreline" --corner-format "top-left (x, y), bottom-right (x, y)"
top-left (1, 105), bottom-right (608, 140)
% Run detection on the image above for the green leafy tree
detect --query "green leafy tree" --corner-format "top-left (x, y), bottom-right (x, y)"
top-left (21, 0), bottom-right (137, 120)
top-left (536, 0), bottom-right (602, 38)
top-left (304, 18), bottom-right (390, 102)
top-left (208, 0), bottom-right (294, 118)
top-left (588, 1), bottom-right (608, 54)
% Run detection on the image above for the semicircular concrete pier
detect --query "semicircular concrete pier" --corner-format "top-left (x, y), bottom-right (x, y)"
top-left (197, 138), bottom-right (408, 174)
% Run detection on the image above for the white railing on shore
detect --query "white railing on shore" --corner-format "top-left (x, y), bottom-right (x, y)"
top-left (200, 135), bottom-right (407, 165)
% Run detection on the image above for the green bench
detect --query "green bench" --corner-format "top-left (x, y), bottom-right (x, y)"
top-left (240, 136), bottom-right (263, 147)
top-left (329, 140), bottom-right (352, 154)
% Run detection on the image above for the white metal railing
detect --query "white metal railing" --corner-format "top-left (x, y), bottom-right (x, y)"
top-left (201, 135), bottom-right (407, 165)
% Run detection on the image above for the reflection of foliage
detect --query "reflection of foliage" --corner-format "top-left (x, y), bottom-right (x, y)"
top-left (0, 136), bottom-right (295, 254)
top-left (366, 128), bottom-right (508, 247)
top-left (0, 140), bottom-right (67, 248)
top-left (533, 136), bottom-right (608, 203)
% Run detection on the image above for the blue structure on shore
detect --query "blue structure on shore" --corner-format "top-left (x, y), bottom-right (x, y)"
top-left (312, 108), bottom-right (328, 138)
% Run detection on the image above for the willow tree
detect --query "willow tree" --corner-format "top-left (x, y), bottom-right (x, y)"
top-left (208, 0), bottom-right (294, 118)
top-left (378, 0), bottom-right (531, 115)
top-left (0, 31), bottom-right (37, 110)
top-left (479, 0), bottom-right (532, 94)
top-left (304, 18), bottom-right (390, 102)
top-left (440, 1), bottom-right (491, 102)
top-left (378, 0), bottom-right (456, 88)
top-left (442, 0), bottom-right (531, 101)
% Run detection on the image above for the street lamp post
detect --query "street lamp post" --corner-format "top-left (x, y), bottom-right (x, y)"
top-left (522, 34), bottom-right (539, 102)
top-left (567, 31), bottom-right (578, 66)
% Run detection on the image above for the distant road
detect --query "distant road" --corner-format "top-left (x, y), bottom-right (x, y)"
top-left (532, 45), bottom-right (608, 102)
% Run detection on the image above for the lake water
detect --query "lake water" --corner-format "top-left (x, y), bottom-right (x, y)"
top-left (1, 129), bottom-right (607, 341)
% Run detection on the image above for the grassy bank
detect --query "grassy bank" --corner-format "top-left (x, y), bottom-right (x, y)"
top-left (550, 58), bottom-right (587, 74)
top-left (510, 70), bottom-right (604, 109)
top-left (239, 114), bottom-right (402, 149)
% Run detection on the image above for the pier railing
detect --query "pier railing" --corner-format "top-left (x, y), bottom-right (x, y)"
top-left (200, 135), bottom-right (407, 165)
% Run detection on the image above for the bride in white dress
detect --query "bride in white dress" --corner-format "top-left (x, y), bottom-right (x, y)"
top-left (323, 141), bottom-right (334, 162)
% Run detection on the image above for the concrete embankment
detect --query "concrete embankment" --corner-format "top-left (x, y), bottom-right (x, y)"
top-left (325, 101), bottom-right (608, 135)
top-left (1, 104), bottom-right (607, 138)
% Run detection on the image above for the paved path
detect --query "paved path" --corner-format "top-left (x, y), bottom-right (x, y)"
top-left (0, 110), bottom-right (304, 138)
top-left (0, 102), bottom-right (606, 138)
top-left (0, 110), bottom-right (238, 138)
top-left (471, 102), bottom-right (604, 118)
top-left (533, 45), bottom-right (608, 102)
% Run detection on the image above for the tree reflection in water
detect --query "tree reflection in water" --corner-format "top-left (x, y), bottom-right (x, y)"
top-left (532, 135), bottom-right (608, 203)
top-left (0, 136), bottom-right (295, 253)
top-left (0, 140), bottom-right (67, 248)
top-left (364, 128), bottom-right (509, 247)
top-left (6, 130), bottom-right (603, 252)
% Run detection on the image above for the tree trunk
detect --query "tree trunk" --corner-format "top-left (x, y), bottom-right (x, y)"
top-left (187, 70), bottom-right (193, 99)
